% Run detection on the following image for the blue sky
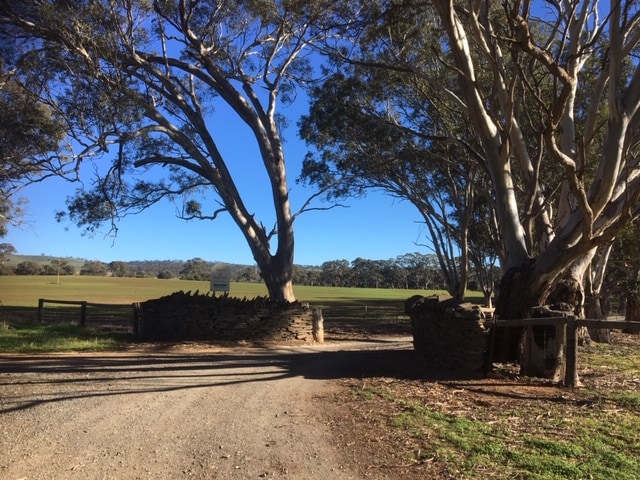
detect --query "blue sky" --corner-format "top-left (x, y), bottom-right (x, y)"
top-left (5, 177), bottom-right (425, 266)
top-left (5, 99), bottom-right (428, 266)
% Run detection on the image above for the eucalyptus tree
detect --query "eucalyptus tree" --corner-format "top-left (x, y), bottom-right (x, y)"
top-left (304, 1), bottom-right (640, 379)
top-left (350, 257), bottom-right (385, 288)
top-left (427, 2), bottom-right (639, 379)
top-left (299, 73), bottom-right (493, 301)
top-left (0, 243), bottom-right (16, 262)
top-left (299, 4), bottom-right (503, 302)
top-left (179, 257), bottom-right (211, 281)
top-left (319, 259), bottom-right (351, 286)
top-left (0, 0), bottom-right (350, 301)
top-left (429, 2), bottom-right (640, 379)
top-left (396, 252), bottom-right (441, 290)
top-left (430, 1), bottom-right (639, 308)
top-left (0, 74), bottom-right (66, 236)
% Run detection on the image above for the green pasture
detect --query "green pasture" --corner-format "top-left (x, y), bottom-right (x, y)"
top-left (0, 275), bottom-right (455, 307)
top-left (0, 275), bottom-right (249, 306)
top-left (0, 275), bottom-right (454, 353)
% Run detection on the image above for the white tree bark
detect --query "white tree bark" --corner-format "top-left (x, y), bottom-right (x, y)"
top-left (433, 1), bottom-right (640, 303)
top-left (431, 1), bottom-right (640, 378)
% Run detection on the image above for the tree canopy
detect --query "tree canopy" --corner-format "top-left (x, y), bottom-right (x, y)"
top-left (0, 71), bottom-right (66, 236)
top-left (302, 1), bottom-right (640, 314)
top-left (2, 1), bottom-right (639, 321)
top-left (0, 0), bottom-right (354, 300)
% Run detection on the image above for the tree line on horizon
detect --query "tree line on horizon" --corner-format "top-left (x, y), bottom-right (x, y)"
top-left (0, 252), bottom-right (496, 292)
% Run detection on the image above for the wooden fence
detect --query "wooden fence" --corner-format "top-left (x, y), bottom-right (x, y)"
top-left (487, 316), bottom-right (640, 388)
top-left (320, 304), bottom-right (409, 323)
top-left (37, 298), bottom-right (140, 333)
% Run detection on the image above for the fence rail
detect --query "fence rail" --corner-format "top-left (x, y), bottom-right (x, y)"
top-left (37, 298), bottom-right (139, 333)
top-left (320, 304), bottom-right (409, 323)
top-left (487, 316), bottom-right (640, 387)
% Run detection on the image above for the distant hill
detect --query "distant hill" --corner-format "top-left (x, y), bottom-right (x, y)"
top-left (4, 254), bottom-right (87, 269)
top-left (2, 254), bottom-right (255, 279)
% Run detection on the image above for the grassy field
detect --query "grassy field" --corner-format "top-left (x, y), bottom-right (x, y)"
top-left (0, 275), bottom-right (460, 334)
top-left (0, 275), bottom-right (451, 352)
top-left (0, 276), bottom-right (262, 306)
top-left (0, 275), bottom-right (456, 307)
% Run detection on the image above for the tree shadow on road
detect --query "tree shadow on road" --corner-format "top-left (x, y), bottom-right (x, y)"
top-left (0, 337), bottom-right (481, 414)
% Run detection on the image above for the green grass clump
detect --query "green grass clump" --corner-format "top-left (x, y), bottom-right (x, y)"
top-left (581, 341), bottom-right (640, 375)
top-left (0, 320), bottom-right (132, 352)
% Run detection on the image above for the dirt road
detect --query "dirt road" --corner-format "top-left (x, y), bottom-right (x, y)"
top-left (0, 337), bottom-right (415, 480)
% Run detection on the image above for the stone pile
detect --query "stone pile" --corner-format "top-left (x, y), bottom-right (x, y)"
top-left (406, 294), bottom-right (490, 373)
top-left (137, 290), bottom-right (315, 343)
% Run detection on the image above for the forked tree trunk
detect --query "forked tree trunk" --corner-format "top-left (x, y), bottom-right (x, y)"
top-left (258, 254), bottom-right (296, 302)
top-left (264, 278), bottom-right (295, 303)
top-left (494, 263), bottom-right (577, 383)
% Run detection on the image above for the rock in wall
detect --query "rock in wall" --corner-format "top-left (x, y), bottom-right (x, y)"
top-left (407, 295), bottom-right (489, 373)
top-left (137, 290), bottom-right (315, 343)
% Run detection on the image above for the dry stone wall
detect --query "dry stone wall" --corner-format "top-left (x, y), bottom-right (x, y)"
top-left (137, 290), bottom-right (315, 343)
top-left (406, 294), bottom-right (489, 373)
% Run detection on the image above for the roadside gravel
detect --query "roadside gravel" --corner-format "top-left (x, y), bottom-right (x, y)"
top-left (0, 337), bottom-right (414, 480)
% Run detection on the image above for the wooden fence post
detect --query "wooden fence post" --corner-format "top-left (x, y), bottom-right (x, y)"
top-left (80, 302), bottom-right (87, 327)
top-left (38, 298), bottom-right (44, 322)
top-left (312, 308), bottom-right (324, 343)
top-left (132, 302), bottom-right (141, 338)
top-left (565, 316), bottom-right (578, 387)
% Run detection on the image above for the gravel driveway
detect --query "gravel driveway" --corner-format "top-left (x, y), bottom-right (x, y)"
top-left (0, 337), bottom-right (414, 479)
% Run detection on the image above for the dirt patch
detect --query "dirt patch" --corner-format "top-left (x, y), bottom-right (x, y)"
top-left (1, 330), bottom-right (638, 479)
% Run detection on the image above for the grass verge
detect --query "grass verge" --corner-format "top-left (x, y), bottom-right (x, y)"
top-left (340, 331), bottom-right (640, 479)
top-left (0, 319), bottom-right (133, 353)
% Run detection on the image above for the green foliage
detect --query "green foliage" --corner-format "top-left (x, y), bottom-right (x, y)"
top-left (79, 260), bottom-right (108, 276)
top-left (179, 257), bottom-right (212, 281)
top-left (0, 75), bottom-right (67, 236)
top-left (15, 261), bottom-right (43, 275)
top-left (604, 219), bottom-right (640, 320)
top-left (0, 243), bottom-right (16, 258)
top-left (109, 261), bottom-right (129, 277)
top-left (157, 269), bottom-right (175, 279)
top-left (0, 78), bottom-right (66, 176)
